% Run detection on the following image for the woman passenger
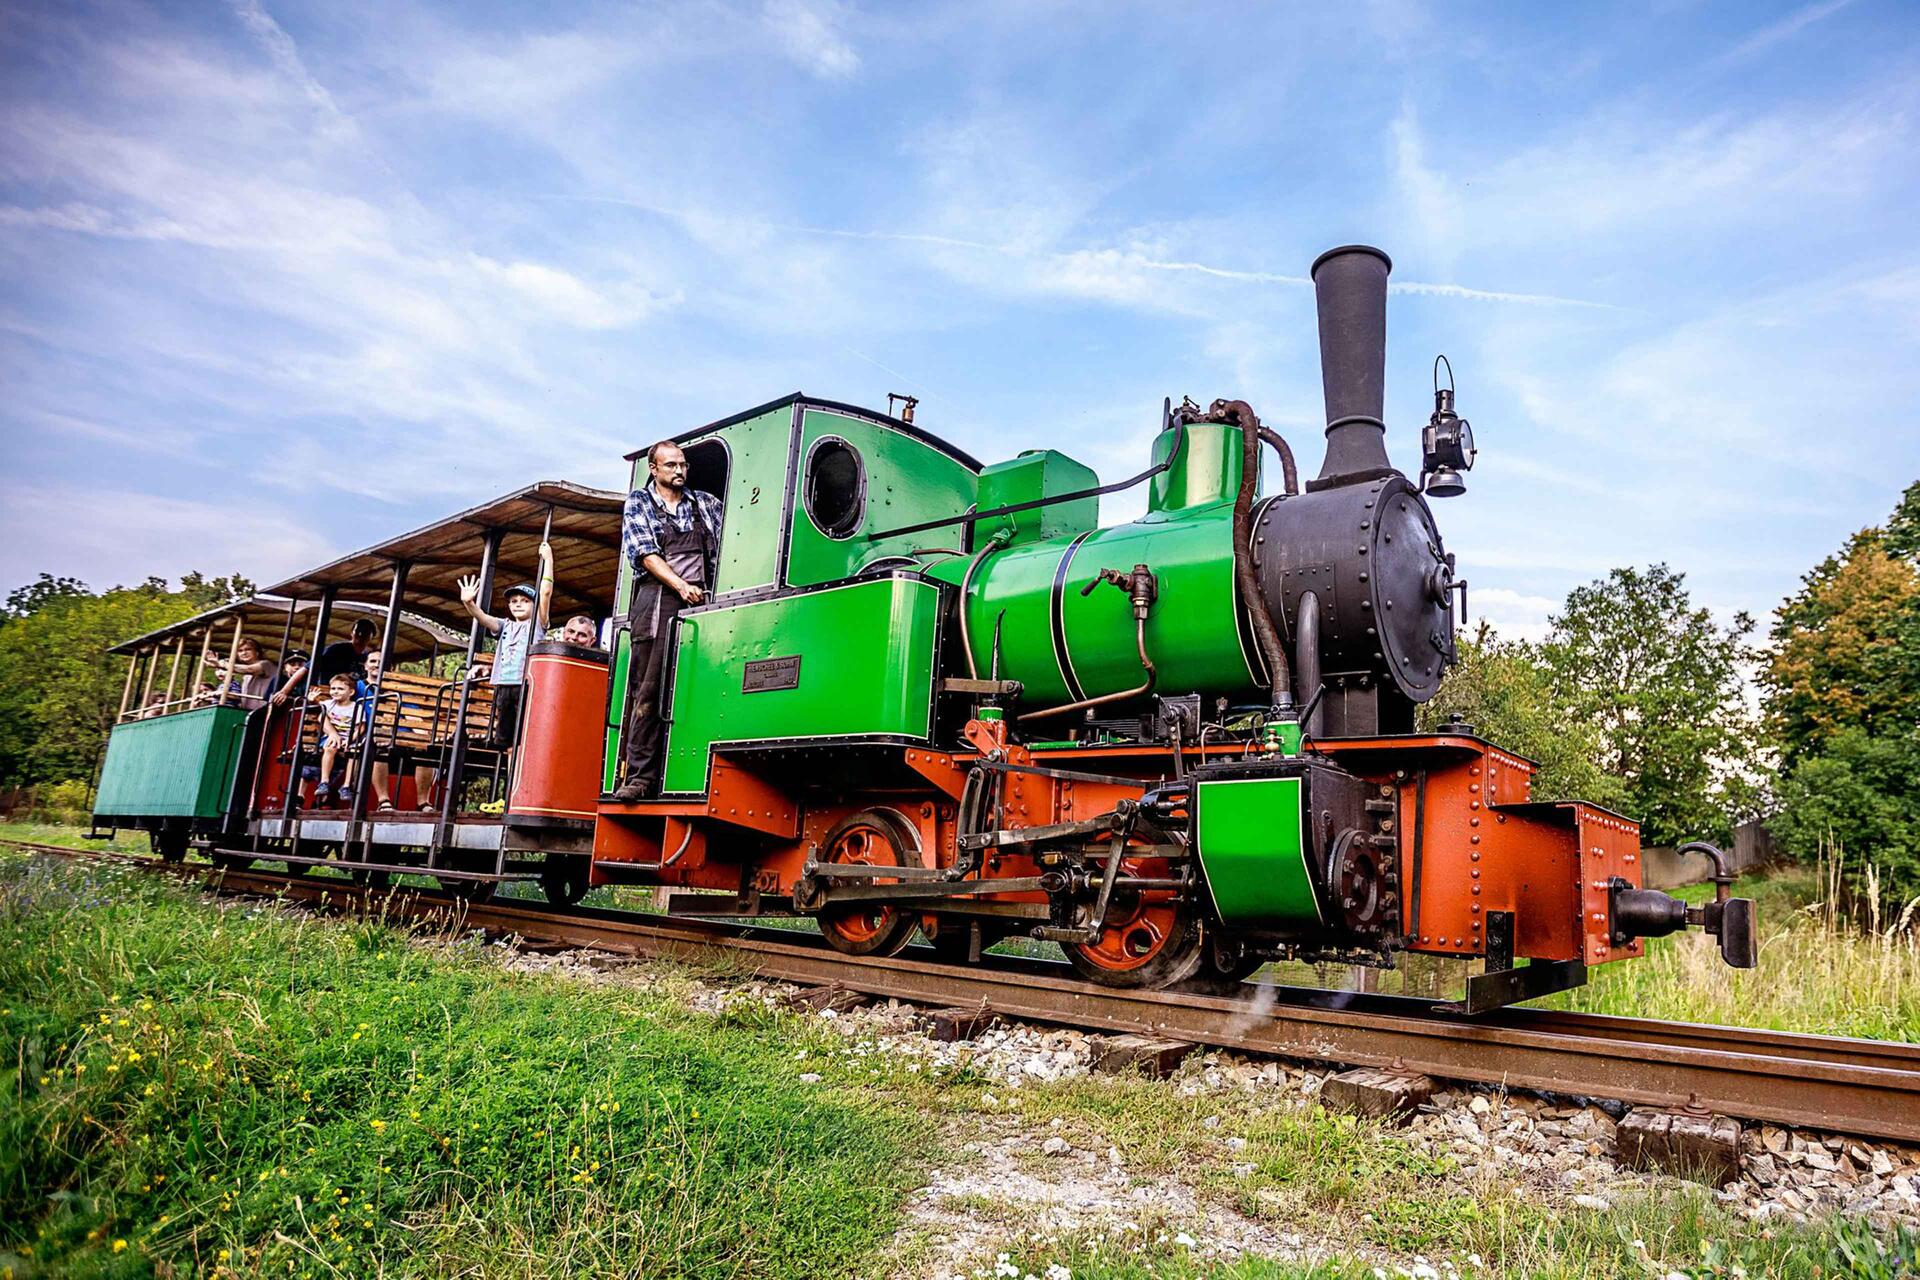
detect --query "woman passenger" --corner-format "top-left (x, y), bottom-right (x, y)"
top-left (204, 636), bottom-right (274, 706)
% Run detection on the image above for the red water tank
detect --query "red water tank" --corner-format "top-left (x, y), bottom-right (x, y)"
top-left (507, 640), bottom-right (611, 822)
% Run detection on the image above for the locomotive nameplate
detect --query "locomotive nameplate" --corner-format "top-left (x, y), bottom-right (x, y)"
top-left (742, 655), bottom-right (802, 693)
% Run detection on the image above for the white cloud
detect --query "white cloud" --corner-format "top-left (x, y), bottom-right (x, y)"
top-left (1470, 586), bottom-right (1561, 643)
top-left (227, 0), bottom-right (357, 142)
top-left (1390, 77), bottom-right (1914, 261)
top-left (762, 0), bottom-right (860, 80)
top-left (1717, 0), bottom-right (1856, 66)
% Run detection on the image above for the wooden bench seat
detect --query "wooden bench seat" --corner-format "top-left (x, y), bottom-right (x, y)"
top-left (293, 673), bottom-right (496, 756)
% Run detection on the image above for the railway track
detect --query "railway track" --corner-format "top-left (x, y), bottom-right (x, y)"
top-left (9, 837), bottom-right (1920, 1143)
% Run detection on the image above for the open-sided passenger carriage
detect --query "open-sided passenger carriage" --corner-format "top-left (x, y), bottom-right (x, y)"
top-left (94, 596), bottom-right (462, 864)
top-left (92, 482), bottom-right (628, 903)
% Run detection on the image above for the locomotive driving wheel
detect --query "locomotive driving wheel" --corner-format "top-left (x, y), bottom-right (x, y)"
top-left (1063, 852), bottom-right (1205, 988)
top-left (814, 809), bottom-right (921, 958)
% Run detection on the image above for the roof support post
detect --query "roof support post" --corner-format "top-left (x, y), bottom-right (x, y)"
top-left (117, 645), bottom-right (139, 721)
top-left (507, 504), bottom-right (557, 788)
top-left (433, 528), bottom-right (499, 868)
top-left (351, 560), bottom-right (408, 854)
top-left (282, 588), bottom-right (335, 827)
top-left (249, 599), bottom-right (300, 849)
top-left (138, 645), bottom-right (159, 718)
top-left (197, 625), bottom-right (218, 706)
top-left (216, 615), bottom-right (244, 705)
top-left (163, 633), bottom-right (187, 712)
top-left (273, 597), bottom-right (298, 670)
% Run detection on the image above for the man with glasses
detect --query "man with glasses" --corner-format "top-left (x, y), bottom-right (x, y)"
top-left (609, 440), bottom-right (723, 802)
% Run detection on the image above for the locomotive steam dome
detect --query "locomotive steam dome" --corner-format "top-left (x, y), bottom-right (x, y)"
top-left (1252, 245), bottom-right (1455, 722)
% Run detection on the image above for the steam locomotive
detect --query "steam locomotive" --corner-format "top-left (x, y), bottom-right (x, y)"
top-left (577, 244), bottom-right (1756, 1009)
top-left (92, 244), bottom-right (1755, 1012)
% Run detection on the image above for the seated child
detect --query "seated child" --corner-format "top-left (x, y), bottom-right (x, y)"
top-left (314, 672), bottom-right (364, 807)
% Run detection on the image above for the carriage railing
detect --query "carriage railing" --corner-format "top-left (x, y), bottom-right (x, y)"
top-left (121, 687), bottom-right (268, 722)
top-left (273, 671), bottom-right (503, 811)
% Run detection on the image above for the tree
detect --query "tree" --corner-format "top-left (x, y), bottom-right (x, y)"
top-left (1770, 729), bottom-right (1920, 898)
top-left (1765, 530), bottom-right (1920, 766)
top-left (0, 572), bottom-right (253, 788)
top-left (1762, 483), bottom-right (1920, 902)
top-left (1419, 621), bottom-right (1625, 811)
top-left (1537, 564), bottom-right (1759, 847)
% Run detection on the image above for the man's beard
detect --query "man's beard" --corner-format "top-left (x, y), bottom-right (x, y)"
top-left (659, 473), bottom-right (687, 490)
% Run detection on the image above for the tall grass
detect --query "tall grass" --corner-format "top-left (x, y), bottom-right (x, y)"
top-left (0, 851), bottom-right (929, 1279)
top-left (1551, 852), bottom-right (1920, 1040)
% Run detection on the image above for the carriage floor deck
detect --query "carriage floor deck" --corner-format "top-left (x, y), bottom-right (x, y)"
top-left (251, 812), bottom-right (593, 854)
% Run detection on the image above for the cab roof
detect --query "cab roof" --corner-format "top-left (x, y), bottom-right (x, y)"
top-left (626, 392), bottom-right (983, 470)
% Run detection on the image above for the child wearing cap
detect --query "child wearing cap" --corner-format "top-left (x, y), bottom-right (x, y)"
top-left (457, 540), bottom-right (553, 749)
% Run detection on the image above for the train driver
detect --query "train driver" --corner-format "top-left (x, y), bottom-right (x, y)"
top-left (609, 440), bottom-right (723, 801)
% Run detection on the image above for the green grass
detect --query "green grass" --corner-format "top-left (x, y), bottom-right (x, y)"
top-left (0, 850), bottom-right (934, 1279)
top-left (3, 832), bottom-right (1915, 1279)
top-left (0, 820), bottom-right (151, 856)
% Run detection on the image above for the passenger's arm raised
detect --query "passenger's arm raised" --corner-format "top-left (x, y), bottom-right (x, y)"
top-left (458, 575), bottom-right (503, 635)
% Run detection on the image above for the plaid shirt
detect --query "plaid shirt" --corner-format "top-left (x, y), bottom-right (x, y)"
top-left (622, 481), bottom-right (724, 574)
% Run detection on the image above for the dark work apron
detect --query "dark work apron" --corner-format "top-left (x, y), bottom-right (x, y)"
top-left (622, 503), bottom-right (716, 784)
top-left (629, 506), bottom-right (716, 632)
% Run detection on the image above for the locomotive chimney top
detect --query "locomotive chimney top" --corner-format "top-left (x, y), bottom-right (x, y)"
top-left (1311, 244), bottom-right (1396, 487)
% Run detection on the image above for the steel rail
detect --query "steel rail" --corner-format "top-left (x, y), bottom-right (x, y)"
top-left (9, 839), bottom-right (1919, 1142)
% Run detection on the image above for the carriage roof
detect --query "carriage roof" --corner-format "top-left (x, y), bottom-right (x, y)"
top-left (108, 596), bottom-right (463, 662)
top-left (260, 480), bottom-right (625, 634)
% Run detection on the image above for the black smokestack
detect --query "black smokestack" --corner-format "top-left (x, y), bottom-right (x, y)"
top-left (1311, 244), bottom-right (1393, 485)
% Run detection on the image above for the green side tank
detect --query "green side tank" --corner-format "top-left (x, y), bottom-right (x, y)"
top-left (924, 422), bottom-right (1267, 711)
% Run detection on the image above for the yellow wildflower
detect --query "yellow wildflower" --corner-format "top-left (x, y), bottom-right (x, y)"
top-left (112, 1240), bottom-right (127, 1253)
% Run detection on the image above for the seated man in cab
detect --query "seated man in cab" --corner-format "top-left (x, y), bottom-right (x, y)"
top-left (560, 614), bottom-right (600, 648)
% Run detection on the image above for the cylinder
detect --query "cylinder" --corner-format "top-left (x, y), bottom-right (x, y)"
top-left (507, 640), bottom-right (611, 822)
top-left (1311, 244), bottom-right (1393, 484)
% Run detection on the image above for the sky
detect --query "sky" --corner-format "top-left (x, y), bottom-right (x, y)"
top-left (2, 0), bottom-right (1917, 640)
